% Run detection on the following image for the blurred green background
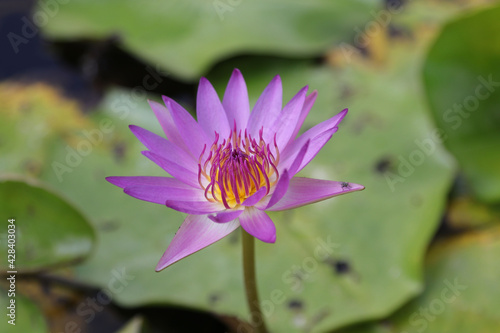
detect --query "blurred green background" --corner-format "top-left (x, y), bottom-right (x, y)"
top-left (1, 0), bottom-right (500, 332)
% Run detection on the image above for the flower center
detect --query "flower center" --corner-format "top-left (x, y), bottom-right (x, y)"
top-left (198, 127), bottom-right (280, 209)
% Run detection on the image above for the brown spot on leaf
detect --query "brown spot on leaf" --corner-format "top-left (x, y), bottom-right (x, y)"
top-left (375, 156), bottom-right (393, 174)
top-left (113, 142), bottom-right (127, 163)
top-left (287, 299), bottom-right (303, 310)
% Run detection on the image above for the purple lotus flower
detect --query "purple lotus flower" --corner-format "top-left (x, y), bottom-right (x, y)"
top-left (107, 69), bottom-right (363, 271)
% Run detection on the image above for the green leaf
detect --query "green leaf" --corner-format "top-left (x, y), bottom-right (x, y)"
top-left (0, 83), bottom-right (95, 272)
top-left (0, 82), bottom-right (92, 179)
top-left (116, 316), bottom-right (144, 333)
top-left (39, 0), bottom-right (379, 79)
top-left (447, 196), bottom-right (500, 230)
top-left (336, 226), bottom-right (500, 333)
top-left (0, 177), bottom-right (95, 271)
top-left (0, 292), bottom-right (48, 333)
top-left (423, 5), bottom-right (500, 203)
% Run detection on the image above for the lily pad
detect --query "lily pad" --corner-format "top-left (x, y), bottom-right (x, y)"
top-left (116, 316), bottom-right (143, 333)
top-left (39, 0), bottom-right (379, 79)
top-left (0, 83), bottom-right (96, 271)
top-left (447, 196), bottom-right (500, 230)
top-left (0, 291), bottom-right (48, 333)
top-left (336, 226), bottom-right (500, 333)
top-left (423, 5), bottom-right (500, 203)
top-left (0, 177), bottom-right (95, 271)
top-left (0, 82), bottom-right (91, 179)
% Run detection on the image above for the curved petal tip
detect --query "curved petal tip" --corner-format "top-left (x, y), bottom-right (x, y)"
top-left (155, 215), bottom-right (240, 271)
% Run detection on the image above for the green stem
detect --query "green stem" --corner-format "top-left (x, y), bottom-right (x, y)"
top-left (242, 229), bottom-right (269, 333)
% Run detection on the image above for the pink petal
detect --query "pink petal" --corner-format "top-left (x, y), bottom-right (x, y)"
top-left (288, 140), bottom-right (309, 176)
top-left (148, 100), bottom-right (190, 152)
top-left (129, 125), bottom-right (197, 173)
top-left (239, 207), bottom-right (276, 243)
top-left (165, 199), bottom-right (224, 215)
top-left (300, 108), bottom-right (346, 138)
top-left (297, 127), bottom-right (337, 174)
top-left (289, 90), bottom-right (318, 143)
top-left (163, 96), bottom-right (210, 158)
top-left (257, 142), bottom-right (308, 210)
top-left (156, 214), bottom-right (240, 271)
top-left (241, 187), bottom-right (268, 206)
top-left (197, 77), bottom-right (231, 140)
top-left (123, 186), bottom-right (204, 205)
top-left (280, 109), bottom-right (348, 174)
top-left (279, 127), bottom-right (336, 176)
top-left (267, 178), bottom-right (365, 211)
top-left (255, 141), bottom-right (309, 210)
top-left (106, 176), bottom-right (185, 189)
top-left (142, 151), bottom-right (199, 188)
top-left (264, 169), bottom-right (290, 209)
top-left (269, 86), bottom-right (307, 149)
top-left (106, 176), bottom-right (199, 190)
top-left (286, 108), bottom-right (347, 153)
top-left (247, 75), bottom-right (282, 138)
top-left (208, 209), bottom-right (244, 223)
top-left (222, 69), bottom-right (250, 130)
